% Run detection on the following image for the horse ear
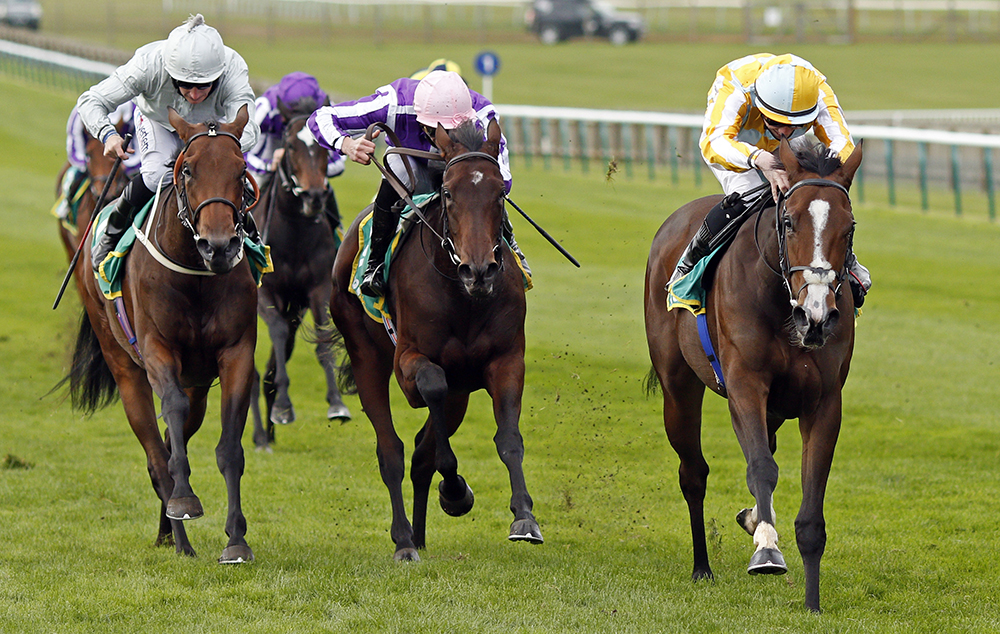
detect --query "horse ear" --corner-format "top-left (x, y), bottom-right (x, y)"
top-left (778, 136), bottom-right (800, 178)
top-left (277, 97), bottom-right (293, 123)
top-left (485, 118), bottom-right (502, 158)
top-left (168, 106), bottom-right (193, 141)
top-left (836, 140), bottom-right (863, 190)
top-left (230, 104), bottom-right (249, 138)
top-left (435, 123), bottom-right (453, 156)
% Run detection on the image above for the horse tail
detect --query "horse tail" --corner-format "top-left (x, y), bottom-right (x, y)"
top-left (67, 310), bottom-right (119, 414)
top-left (643, 365), bottom-right (662, 397)
top-left (323, 323), bottom-right (357, 395)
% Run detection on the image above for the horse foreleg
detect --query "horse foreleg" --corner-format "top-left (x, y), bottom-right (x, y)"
top-left (795, 393), bottom-right (843, 612)
top-left (260, 303), bottom-right (297, 426)
top-left (216, 342), bottom-right (256, 564)
top-left (728, 387), bottom-right (786, 576)
top-left (138, 345), bottom-right (203, 525)
top-left (113, 363), bottom-right (196, 557)
top-left (410, 394), bottom-right (470, 549)
top-left (486, 354), bottom-right (541, 544)
top-left (309, 287), bottom-right (350, 421)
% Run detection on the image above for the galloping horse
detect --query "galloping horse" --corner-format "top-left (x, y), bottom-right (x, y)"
top-left (68, 105), bottom-right (259, 563)
top-left (250, 98), bottom-right (350, 451)
top-left (330, 119), bottom-right (542, 560)
top-left (644, 139), bottom-right (862, 611)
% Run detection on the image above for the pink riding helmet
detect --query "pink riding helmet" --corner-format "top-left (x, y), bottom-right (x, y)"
top-left (413, 70), bottom-right (477, 129)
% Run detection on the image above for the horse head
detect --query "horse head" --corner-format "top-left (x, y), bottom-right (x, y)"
top-left (435, 118), bottom-right (506, 299)
top-left (277, 97), bottom-right (331, 218)
top-left (168, 104), bottom-right (251, 274)
top-left (776, 138), bottom-right (863, 349)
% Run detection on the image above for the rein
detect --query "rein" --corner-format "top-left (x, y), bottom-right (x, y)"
top-left (755, 178), bottom-right (852, 304)
top-left (362, 122), bottom-right (504, 270)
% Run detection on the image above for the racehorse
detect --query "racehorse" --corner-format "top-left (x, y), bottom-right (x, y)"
top-left (249, 98), bottom-right (350, 451)
top-left (67, 105), bottom-right (259, 563)
top-left (644, 138), bottom-right (862, 612)
top-left (329, 119), bottom-right (543, 561)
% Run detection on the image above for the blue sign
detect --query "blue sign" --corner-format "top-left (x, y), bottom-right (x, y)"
top-left (474, 51), bottom-right (501, 77)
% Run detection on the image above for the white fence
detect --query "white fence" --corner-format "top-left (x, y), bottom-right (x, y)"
top-left (3, 37), bottom-right (998, 218)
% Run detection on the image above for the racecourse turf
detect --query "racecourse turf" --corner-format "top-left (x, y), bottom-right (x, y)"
top-left (1, 53), bottom-right (1000, 633)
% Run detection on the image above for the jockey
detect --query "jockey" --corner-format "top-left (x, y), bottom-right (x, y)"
top-left (76, 13), bottom-right (259, 272)
top-left (56, 102), bottom-right (141, 221)
top-left (246, 71), bottom-right (345, 194)
top-left (410, 58), bottom-right (464, 81)
top-left (672, 53), bottom-right (871, 306)
top-left (308, 69), bottom-right (527, 298)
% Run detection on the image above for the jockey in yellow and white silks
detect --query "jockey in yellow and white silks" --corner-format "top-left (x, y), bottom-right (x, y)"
top-left (700, 53), bottom-right (854, 200)
top-left (670, 53), bottom-right (871, 307)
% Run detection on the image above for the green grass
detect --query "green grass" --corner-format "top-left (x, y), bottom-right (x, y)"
top-left (3, 53), bottom-right (1000, 633)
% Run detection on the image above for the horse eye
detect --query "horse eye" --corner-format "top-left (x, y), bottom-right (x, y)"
top-left (442, 188), bottom-right (452, 200)
top-left (782, 217), bottom-right (794, 231)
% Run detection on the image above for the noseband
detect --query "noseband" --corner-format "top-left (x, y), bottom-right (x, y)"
top-left (173, 122), bottom-right (252, 239)
top-left (766, 178), bottom-right (853, 304)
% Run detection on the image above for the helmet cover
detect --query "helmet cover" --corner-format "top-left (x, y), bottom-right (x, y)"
top-left (164, 14), bottom-right (226, 84)
top-left (753, 58), bottom-right (821, 126)
top-left (413, 70), bottom-right (477, 129)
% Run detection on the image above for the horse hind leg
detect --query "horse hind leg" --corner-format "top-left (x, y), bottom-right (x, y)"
top-left (310, 289), bottom-right (351, 421)
top-left (261, 310), bottom-right (297, 426)
top-left (248, 367), bottom-right (271, 452)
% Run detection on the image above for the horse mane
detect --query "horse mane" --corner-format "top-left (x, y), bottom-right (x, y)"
top-left (791, 142), bottom-right (843, 177)
top-left (447, 119), bottom-right (486, 153)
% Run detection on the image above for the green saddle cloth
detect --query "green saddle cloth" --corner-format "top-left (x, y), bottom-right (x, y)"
top-left (93, 196), bottom-right (272, 300)
top-left (350, 193), bottom-right (531, 324)
top-left (666, 245), bottom-right (725, 315)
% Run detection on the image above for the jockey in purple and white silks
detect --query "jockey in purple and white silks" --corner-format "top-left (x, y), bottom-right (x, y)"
top-left (56, 102), bottom-right (141, 220)
top-left (246, 72), bottom-right (345, 184)
top-left (308, 70), bottom-right (526, 298)
top-left (76, 13), bottom-right (259, 272)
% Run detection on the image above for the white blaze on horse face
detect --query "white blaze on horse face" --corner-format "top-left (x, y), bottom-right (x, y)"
top-left (471, 170), bottom-right (483, 186)
top-left (297, 125), bottom-right (316, 147)
top-left (801, 198), bottom-right (837, 320)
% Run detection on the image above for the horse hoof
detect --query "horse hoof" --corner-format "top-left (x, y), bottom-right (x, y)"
top-left (692, 568), bottom-right (714, 582)
top-left (327, 403), bottom-right (351, 421)
top-left (748, 548), bottom-right (787, 575)
top-left (393, 548), bottom-right (421, 562)
top-left (218, 544), bottom-right (254, 564)
top-left (736, 508), bottom-right (755, 535)
top-left (166, 496), bottom-right (204, 521)
top-left (439, 477), bottom-right (474, 517)
top-left (508, 519), bottom-right (544, 544)
top-left (270, 404), bottom-right (295, 426)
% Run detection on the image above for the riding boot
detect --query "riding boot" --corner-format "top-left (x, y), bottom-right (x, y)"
top-left (668, 222), bottom-right (714, 286)
top-left (845, 249), bottom-right (872, 308)
top-left (358, 201), bottom-right (401, 298)
top-left (92, 176), bottom-right (153, 272)
top-left (243, 211), bottom-right (262, 246)
top-left (502, 216), bottom-right (531, 277)
top-left (323, 187), bottom-right (342, 233)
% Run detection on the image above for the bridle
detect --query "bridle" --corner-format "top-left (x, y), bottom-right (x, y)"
top-left (172, 122), bottom-right (257, 241)
top-left (364, 122), bottom-right (506, 274)
top-left (756, 178), bottom-right (853, 304)
top-left (276, 114), bottom-right (332, 203)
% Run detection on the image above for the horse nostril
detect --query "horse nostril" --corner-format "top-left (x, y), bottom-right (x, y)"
top-left (457, 263), bottom-right (474, 283)
top-left (792, 305), bottom-right (809, 331)
top-left (484, 262), bottom-right (499, 280)
top-left (824, 308), bottom-right (840, 334)
top-left (196, 238), bottom-right (213, 258)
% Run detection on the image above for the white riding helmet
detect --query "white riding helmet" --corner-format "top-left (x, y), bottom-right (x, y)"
top-left (164, 14), bottom-right (226, 84)
top-left (753, 56), bottom-right (822, 126)
top-left (413, 70), bottom-right (477, 129)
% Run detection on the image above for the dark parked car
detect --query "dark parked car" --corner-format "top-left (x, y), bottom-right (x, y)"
top-left (0, 0), bottom-right (42, 30)
top-left (526, 0), bottom-right (644, 45)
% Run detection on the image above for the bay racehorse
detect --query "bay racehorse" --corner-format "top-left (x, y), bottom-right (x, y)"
top-left (330, 119), bottom-right (542, 560)
top-left (644, 138), bottom-right (862, 611)
top-left (68, 105), bottom-right (259, 563)
top-left (249, 98), bottom-right (350, 451)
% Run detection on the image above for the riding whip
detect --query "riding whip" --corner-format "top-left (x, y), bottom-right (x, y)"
top-left (52, 133), bottom-right (132, 310)
top-left (503, 196), bottom-right (580, 268)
